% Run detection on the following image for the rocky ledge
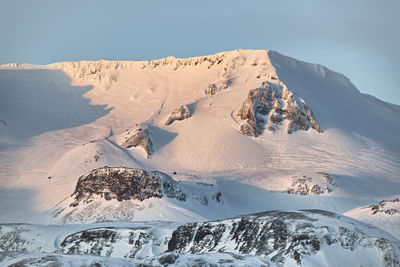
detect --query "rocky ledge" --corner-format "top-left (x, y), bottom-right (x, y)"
top-left (237, 82), bottom-right (323, 136)
top-left (69, 167), bottom-right (186, 207)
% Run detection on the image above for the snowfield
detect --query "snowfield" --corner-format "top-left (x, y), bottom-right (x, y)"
top-left (0, 49), bottom-right (399, 266)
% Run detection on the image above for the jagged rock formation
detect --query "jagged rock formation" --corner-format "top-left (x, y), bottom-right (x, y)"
top-left (69, 167), bottom-right (186, 207)
top-left (167, 210), bottom-right (400, 266)
top-left (237, 82), bottom-right (323, 136)
top-left (165, 105), bottom-right (191, 125)
top-left (121, 126), bottom-right (153, 158)
top-left (59, 227), bottom-right (152, 258)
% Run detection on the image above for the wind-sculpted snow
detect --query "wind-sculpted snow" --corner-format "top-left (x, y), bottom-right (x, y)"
top-left (120, 126), bottom-right (153, 158)
top-left (238, 81), bottom-right (323, 136)
top-left (52, 52), bottom-right (231, 82)
top-left (1, 210), bottom-right (400, 267)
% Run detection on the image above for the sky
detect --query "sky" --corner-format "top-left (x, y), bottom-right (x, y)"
top-left (0, 0), bottom-right (399, 105)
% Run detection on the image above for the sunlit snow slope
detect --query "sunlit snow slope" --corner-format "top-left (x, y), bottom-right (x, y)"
top-left (0, 50), bottom-right (399, 238)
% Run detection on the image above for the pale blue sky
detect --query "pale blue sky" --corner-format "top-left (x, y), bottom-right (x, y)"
top-left (1, 0), bottom-right (399, 104)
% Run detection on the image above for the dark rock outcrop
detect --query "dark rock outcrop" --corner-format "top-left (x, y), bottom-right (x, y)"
top-left (237, 82), bottom-right (323, 136)
top-left (121, 127), bottom-right (153, 158)
top-left (165, 105), bottom-right (191, 125)
top-left (70, 167), bottom-right (186, 207)
top-left (60, 227), bottom-right (151, 258)
top-left (167, 210), bottom-right (399, 266)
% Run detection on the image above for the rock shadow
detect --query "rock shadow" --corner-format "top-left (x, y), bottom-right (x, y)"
top-left (145, 124), bottom-right (178, 153)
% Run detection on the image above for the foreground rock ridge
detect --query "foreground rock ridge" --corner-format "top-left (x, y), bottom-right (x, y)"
top-left (1, 210), bottom-right (399, 266)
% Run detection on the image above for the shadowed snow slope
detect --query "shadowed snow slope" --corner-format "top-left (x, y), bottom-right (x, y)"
top-left (0, 50), bottom-right (399, 242)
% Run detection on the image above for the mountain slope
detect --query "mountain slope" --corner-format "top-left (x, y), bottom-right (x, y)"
top-left (0, 49), bottom-right (399, 252)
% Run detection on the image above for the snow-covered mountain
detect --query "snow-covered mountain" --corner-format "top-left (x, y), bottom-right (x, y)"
top-left (0, 49), bottom-right (399, 266)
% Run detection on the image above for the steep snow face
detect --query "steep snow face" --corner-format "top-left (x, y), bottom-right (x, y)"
top-left (268, 50), bottom-right (400, 154)
top-left (1, 210), bottom-right (400, 267)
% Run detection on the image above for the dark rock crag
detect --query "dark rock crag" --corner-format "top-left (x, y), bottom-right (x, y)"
top-left (237, 82), bottom-right (323, 136)
top-left (70, 167), bottom-right (187, 207)
top-left (167, 210), bottom-right (399, 266)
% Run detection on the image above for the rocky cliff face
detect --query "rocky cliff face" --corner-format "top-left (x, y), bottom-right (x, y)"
top-left (238, 82), bottom-right (323, 136)
top-left (59, 227), bottom-right (154, 258)
top-left (69, 167), bottom-right (186, 207)
top-left (167, 210), bottom-right (400, 266)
